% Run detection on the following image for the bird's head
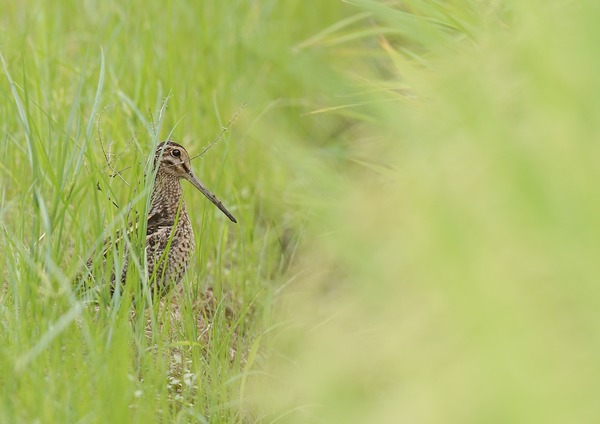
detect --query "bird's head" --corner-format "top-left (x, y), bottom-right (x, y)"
top-left (154, 141), bottom-right (237, 223)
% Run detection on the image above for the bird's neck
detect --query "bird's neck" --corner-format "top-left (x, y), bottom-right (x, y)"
top-left (148, 172), bottom-right (187, 228)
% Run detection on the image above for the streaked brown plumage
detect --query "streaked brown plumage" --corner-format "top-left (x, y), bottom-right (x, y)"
top-left (85, 141), bottom-right (237, 297)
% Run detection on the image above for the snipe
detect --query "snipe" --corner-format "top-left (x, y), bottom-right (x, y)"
top-left (85, 141), bottom-right (237, 297)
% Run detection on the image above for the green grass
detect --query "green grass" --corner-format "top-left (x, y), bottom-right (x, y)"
top-left (0, 1), bottom-right (342, 422)
top-left (2, 0), bottom-right (600, 422)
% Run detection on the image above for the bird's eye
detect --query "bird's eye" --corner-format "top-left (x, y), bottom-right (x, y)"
top-left (172, 149), bottom-right (181, 158)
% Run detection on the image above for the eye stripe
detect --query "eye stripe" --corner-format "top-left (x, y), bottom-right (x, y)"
top-left (154, 142), bottom-right (191, 173)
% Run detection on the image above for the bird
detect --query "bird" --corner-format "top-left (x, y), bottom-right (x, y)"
top-left (83, 140), bottom-right (237, 298)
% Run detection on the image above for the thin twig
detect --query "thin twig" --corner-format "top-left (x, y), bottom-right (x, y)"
top-left (96, 182), bottom-right (120, 209)
top-left (93, 105), bottom-right (123, 209)
top-left (96, 105), bottom-right (132, 187)
top-left (189, 104), bottom-right (246, 161)
top-left (148, 107), bottom-right (155, 136)
top-left (107, 132), bottom-right (141, 178)
top-left (150, 93), bottom-right (172, 140)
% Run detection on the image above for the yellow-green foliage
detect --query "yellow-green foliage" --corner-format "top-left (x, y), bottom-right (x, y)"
top-left (258, 1), bottom-right (600, 423)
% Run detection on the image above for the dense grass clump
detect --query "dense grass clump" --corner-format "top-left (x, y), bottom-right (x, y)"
top-left (2, 0), bottom-right (600, 422)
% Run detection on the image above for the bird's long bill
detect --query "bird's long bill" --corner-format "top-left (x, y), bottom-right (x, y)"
top-left (186, 170), bottom-right (238, 223)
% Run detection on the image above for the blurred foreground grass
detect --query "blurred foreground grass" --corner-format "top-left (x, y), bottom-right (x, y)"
top-left (1, 0), bottom-right (600, 422)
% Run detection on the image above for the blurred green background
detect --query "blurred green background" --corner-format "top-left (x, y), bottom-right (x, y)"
top-left (2, 0), bottom-right (600, 422)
